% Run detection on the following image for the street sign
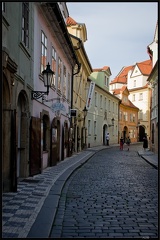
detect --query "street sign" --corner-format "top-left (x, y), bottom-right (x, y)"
top-left (50, 102), bottom-right (66, 113)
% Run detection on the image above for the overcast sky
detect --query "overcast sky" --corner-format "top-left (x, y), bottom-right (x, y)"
top-left (67, 2), bottom-right (158, 79)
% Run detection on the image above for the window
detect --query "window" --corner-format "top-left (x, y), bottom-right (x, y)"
top-left (63, 65), bottom-right (66, 97)
top-left (132, 94), bottom-right (135, 101)
top-left (130, 114), bottom-right (133, 122)
top-left (113, 102), bottom-right (114, 113)
top-left (95, 92), bottom-right (97, 107)
top-left (123, 112), bottom-right (128, 121)
top-left (104, 97), bottom-right (106, 110)
top-left (139, 110), bottom-right (143, 120)
top-left (58, 58), bottom-right (62, 91)
top-left (2, 2), bottom-right (5, 12)
top-left (134, 80), bottom-right (136, 87)
top-left (51, 46), bottom-right (56, 86)
top-left (133, 114), bottom-right (135, 122)
top-left (68, 73), bottom-right (71, 101)
top-left (108, 100), bottom-right (110, 111)
top-left (105, 76), bottom-right (109, 87)
top-left (119, 111), bottom-right (122, 121)
top-left (41, 31), bottom-right (47, 73)
top-left (100, 95), bottom-right (102, 108)
top-left (139, 93), bottom-right (143, 100)
top-left (22, 2), bottom-right (29, 48)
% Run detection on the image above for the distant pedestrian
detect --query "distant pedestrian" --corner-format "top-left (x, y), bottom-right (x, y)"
top-left (143, 135), bottom-right (148, 151)
top-left (126, 136), bottom-right (131, 151)
top-left (120, 137), bottom-right (124, 150)
top-left (106, 132), bottom-right (110, 146)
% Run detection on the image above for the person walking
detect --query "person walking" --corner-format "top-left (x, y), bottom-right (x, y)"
top-left (143, 134), bottom-right (148, 151)
top-left (106, 132), bottom-right (110, 146)
top-left (126, 136), bottom-right (131, 151)
top-left (120, 137), bottom-right (124, 150)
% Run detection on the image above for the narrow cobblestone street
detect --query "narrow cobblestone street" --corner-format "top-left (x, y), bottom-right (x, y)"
top-left (50, 144), bottom-right (158, 238)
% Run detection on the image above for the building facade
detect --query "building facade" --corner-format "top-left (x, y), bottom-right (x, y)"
top-left (2, 2), bottom-right (80, 192)
top-left (147, 21), bottom-right (158, 154)
top-left (2, 2), bottom-right (34, 192)
top-left (66, 16), bottom-right (93, 152)
top-left (88, 67), bottom-right (120, 147)
top-left (30, 2), bottom-right (80, 176)
top-left (110, 60), bottom-right (152, 142)
top-left (112, 86), bottom-right (139, 143)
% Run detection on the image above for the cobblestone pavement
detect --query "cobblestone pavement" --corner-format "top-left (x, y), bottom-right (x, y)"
top-left (50, 144), bottom-right (158, 238)
top-left (2, 150), bottom-right (95, 238)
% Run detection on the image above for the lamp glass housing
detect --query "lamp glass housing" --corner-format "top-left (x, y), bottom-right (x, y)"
top-left (42, 63), bottom-right (54, 87)
top-left (83, 106), bottom-right (88, 118)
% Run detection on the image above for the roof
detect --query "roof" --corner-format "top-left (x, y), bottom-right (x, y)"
top-left (93, 66), bottom-right (112, 75)
top-left (112, 85), bottom-right (128, 95)
top-left (110, 59), bottom-right (152, 85)
top-left (136, 59), bottom-right (152, 75)
top-left (121, 100), bottom-right (139, 110)
top-left (110, 65), bottom-right (134, 84)
top-left (66, 16), bottom-right (77, 25)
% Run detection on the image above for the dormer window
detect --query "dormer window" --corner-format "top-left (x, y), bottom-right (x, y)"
top-left (105, 75), bottom-right (109, 87)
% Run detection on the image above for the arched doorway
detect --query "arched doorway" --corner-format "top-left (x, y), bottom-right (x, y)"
top-left (42, 114), bottom-right (50, 169)
top-left (50, 117), bottom-right (60, 164)
top-left (17, 91), bottom-right (29, 180)
top-left (139, 125), bottom-right (145, 142)
top-left (3, 73), bottom-right (13, 192)
top-left (103, 124), bottom-right (108, 145)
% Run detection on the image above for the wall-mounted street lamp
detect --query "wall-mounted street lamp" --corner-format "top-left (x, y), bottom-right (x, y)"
top-left (108, 118), bottom-right (115, 127)
top-left (83, 106), bottom-right (88, 118)
top-left (83, 106), bottom-right (88, 127)
top-left (31, 62), bottom-right (54, 100)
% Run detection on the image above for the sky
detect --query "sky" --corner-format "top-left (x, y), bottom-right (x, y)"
top-left (67, 2), bottom-right (158, 79)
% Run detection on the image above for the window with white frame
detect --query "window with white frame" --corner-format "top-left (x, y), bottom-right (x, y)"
top-left (63, 65), bottom-right (66, 97)
top-left (130, 114), bottom-right (133, 122)
top-left (41, 31), bottom-right (47, 73)
top-left (123, 112), bottom-right (128, 121)
top-left (139, 110), bottom-right (143, 120)
top-left (94, 121), bottom-right (97, 135)
top-left (119, 111), bottom-right (122, 120)
top-left (51, 46), bottom-right (56, 86)
top-left (68, 73), bottom-right (71, 101)
top-left (58, 57), bottom-right (62, 91)
top-left (104, 76), bottom-right (109, 87)
top-left (88, 120), bottom-right (91, 135)
top-left (22, 2), bottom-right (29, 48)
top-left (95, 92), bottom-right (97, 107)
top-left (132, 94), bottom-right (135, 101)
top-left (133, 113), bottom-right (135, 122)
top-left (139, 93), bottom-right (143, 100)
top-left (134, 80), bottom-right (136, 87)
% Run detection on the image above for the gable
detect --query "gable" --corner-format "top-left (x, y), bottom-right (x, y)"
top-left (131, 65), bottom-right (141, 77)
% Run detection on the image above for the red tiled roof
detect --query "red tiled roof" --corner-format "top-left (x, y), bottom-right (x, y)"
top-left (136, 59), bottom-right (152, 75)
top-left (110, 65), bottom-right (134, 84)
top-left (122, 100), bottom-right (139, 109)
top-left (93, 66), bottom-right (110, 72)
top-left (66, 16), bottom-right (77, 25)
top-left (112, 86), bottom-right (128, 95)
